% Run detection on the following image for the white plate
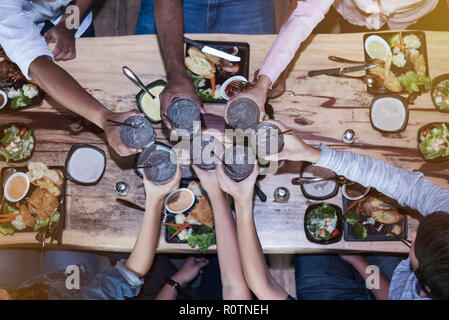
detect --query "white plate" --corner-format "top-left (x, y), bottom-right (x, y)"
top-left (0, 90), bottom-right (7, 110)
top-left (4, 172), bottom-right (30, 202)
top-left (220, 75), bottom-right (248, 101)
top-left (364, 35), bottom-right (391, 61)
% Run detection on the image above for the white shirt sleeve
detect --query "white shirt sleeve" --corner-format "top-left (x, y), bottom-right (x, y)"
top-left (0, 0), bottom-right (53, 80)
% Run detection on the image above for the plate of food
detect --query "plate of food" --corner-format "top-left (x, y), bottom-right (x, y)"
top-left (0, 162), bottom-right (66, 246)
top-left (417, 122), bottom-right (449, 162)
top-left (0, 46), bottom-right (24, 87)
top-left (342, 191), bottom-right (408, 241)
top-left (0, 47), bottom-right (44, 111)
top-left (163, 179), bottom-right (216, 253)
top-left (0, 123), bottom-right (35, 163)
top-left (304, 203), bottom-right (343, 245)
top-left (363, 31), bottom-right (431, 98)
top-left (431, 73), bottom-right (449, 113)
top-left (185, 40), bottom-right (250, 103)
top-left (135, 79), bottom-right (167, 123)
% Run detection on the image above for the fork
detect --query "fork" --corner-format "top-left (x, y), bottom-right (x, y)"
top-left (373, 221), bottom-right (411, 248)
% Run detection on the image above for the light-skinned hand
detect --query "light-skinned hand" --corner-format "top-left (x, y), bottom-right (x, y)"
top-left (224, 75), bottom-right (271, 123)
top-left (191, 165), bottom-right (222, 197)
top-left (262, 119), bottom-right (321, 163)
top-left (143, 164), bottom-right (182, 205)
top-left (215, 162), bottom-right (259, 204)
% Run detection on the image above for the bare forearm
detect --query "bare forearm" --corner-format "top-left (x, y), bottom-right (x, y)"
top-left (209, 191), bottom-right (251, 299)
top-left (235, 201), bottom-right (287, 300)
top-left (29, 56), bottom-right (112, 129)
top-left (125, 201), bottom-right (163, 278)
top-left (155, 284), bottom-right (178, 300)
top-left (153, 0), bottom-right (186, 80)
top-left (347, 257), bottom-right (390, 300)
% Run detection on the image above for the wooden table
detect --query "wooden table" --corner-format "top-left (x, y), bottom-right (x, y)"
top-left (1, 32), bottom-right (448, 253)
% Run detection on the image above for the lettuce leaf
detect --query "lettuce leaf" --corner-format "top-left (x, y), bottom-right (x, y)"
top-left (398, 71), bottom-right (431, 94)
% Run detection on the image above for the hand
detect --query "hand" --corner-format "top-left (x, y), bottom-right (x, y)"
top-left (215, 162), bottom-right (259, 204)
top-left (224, 74), bottom-right (271, 123)
top-left (262, 120), bottom-right (321, 163)
top-left (191, 165), bottom-right (222, 197)
top-left (253, 69), bottom-right (286, 100)
top-left (171, 256), bottom-right (210, 287)
top-left (44, 23), bottom-right (76, 61)
top-left (160, 74), bottom-right (204, 131)
top-left (103, 110), bottom-right (145, 157)
top-left (143, 164), bottom-right (182, 205)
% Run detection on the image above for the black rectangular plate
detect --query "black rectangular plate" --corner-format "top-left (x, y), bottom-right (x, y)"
top-left (363, 31), bottom-right (429, 95)
top-left (0, 166), bottom-right (66, 245)
top-left (185, 40), bottom-right (250, 104)
top-left (164, 178), bottom-right (216, 244)
top-left (342, 190), bottom-right (408, 241)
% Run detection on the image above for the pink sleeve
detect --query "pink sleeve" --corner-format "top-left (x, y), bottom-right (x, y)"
top-left (259, 0), bottom-right (334, 86)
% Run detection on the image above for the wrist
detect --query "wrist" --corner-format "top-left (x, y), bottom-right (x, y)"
top-left (255, 74), bottom-right (272, 92)
top-left (304, 146), bottom-right (321, 164)
top-left (235, 199), bottom-right (253, 213)
top-left (170, 273), bottom-right (188, 288)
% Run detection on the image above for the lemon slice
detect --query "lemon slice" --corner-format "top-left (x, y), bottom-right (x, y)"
top-left (140, 85), bottom-right (165, 122)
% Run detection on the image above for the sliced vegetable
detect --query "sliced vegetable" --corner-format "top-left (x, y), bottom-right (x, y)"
top-left (344, 208), bottom-right (360, 225)
top-left (353, 222), bottom-right (368, 240)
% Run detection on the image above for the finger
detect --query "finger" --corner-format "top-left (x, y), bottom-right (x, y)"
top-left (262, 119), bottom-right (289, 131)
top-left (52, 40), bottom-right (64, 59)
top-left (43, 32), bottom-right (54, 43)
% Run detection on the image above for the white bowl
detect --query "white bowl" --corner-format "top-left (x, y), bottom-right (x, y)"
top-left (0, 90), bottom-right (7, 110)
top-left (4, 172), bottom-right (30, 202)
top-left (164, 188), bottom-right (196, 214)
top-left (342, 183), bottom-right (370, 201)
top-left (220, 75), bottom-right (248, 100)
top-left (364, 35), bottom-right (391, 61)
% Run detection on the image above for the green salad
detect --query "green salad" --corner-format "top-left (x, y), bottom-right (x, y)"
top-left (167, 222), bottom-right (215, 253)
top-left (305, 203), bottom-right (340, 242)
top-left (418, 123), bottom-right (449, 160)
top-left (0, 125), bottom-right (34, 162)
top-left (187, 69), bottom-right (222, 102)
top-left (398, 71), bottom-right (431, 94)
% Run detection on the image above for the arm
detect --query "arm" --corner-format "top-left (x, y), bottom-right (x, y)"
top-left (76, 166), bottom-right (182, 300)
top-left (193, 166), bottom-right (252, 300)
top-left (153, 0), bottom-right (204, 130)
top-left (216, 165), bottom-right (288, 300)
top-left (155, 257), bottom-right (209, 300)
top-left (29, 56), bottom-right (142, 156)
top-left (44, 0), bottom-right (95, 60)
top-left (125, 166), bottom-right (183, 277)
top-left (224, 0), bottom-right (334, 122)
top-left (264, 120), bottom-right (449, 216)
top-left (339, 255), bottom-right (390, 300)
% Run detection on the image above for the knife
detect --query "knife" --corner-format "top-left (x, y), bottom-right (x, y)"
top-left (308, 63), bottom-right (376, 77)
top-left (116, 198), bottom-right (145, 212)
top-left (183, 37), bottom-right (241, 62)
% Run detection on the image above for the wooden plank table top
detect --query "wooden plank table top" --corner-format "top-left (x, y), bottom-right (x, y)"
top-left (1, 32), bottom-right (448, 253)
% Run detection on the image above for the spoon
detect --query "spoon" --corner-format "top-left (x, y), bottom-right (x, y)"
top-left (329, 73), bottom-right (383, 89)
top-left (328, 56), bottom-right (384, 66)
top-left (122, 66), bottom-right (155, 99)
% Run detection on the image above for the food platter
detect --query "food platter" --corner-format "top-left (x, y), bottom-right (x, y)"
top-left (417, 122), bottom-right (449, 163)
top-left (0, 122), bottom-right (35, 163)
top-left (342, 190), bottom-right (408, 242)
top-left (363, 31), bottom-right (430, 96)
top-left (185, 40), bottom-right (250, 103)
top-left (0, 163), bottom-right (66, 245)
top-left (164, 178), bottom-right (216, 252)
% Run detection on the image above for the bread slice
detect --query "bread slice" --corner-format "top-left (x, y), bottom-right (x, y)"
top-left (185, 47), bottom-right (216, 80)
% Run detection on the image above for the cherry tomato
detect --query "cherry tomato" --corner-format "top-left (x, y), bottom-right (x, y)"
top-left (331, 229), bottom-right (340, 238)
top-left (18, 127), bottom-right (27, 139)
